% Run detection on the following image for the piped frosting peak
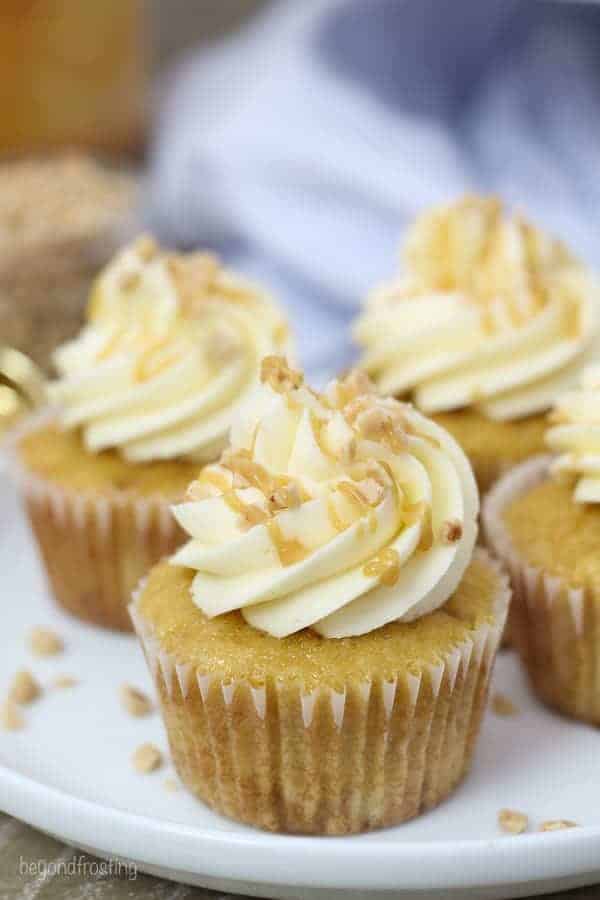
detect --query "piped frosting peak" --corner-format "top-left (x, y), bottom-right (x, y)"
top-left (547, 364), bottom-right (600, 503)
top-left (355, 196), bottom-right (599, 421)
top-left (49, 236), bottom-right (290, 462)
top-left (171, 358), bottom-right (479, 638)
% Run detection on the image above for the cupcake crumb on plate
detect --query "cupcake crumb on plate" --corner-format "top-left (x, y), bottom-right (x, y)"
top-left (1, 700), bottom-right (25, 731)
top-left (28, 627), bottom-right (64, 657)
top-left (132, 743), bottom-right (163, 774)
top-left (491, 692), bottom-right (519, 717)
top-left (540, 820), bottom-right (578, 832)
top-left (8, 669), bottom-right (41, 705)
top-left (120, 684), bottom-right (153, 717)
top-left (498, 809), bottom-right (528, 834)
top-left (164, 777), bottom-right (179, 793)
top-left (52, 675), bottom-right (78, 690)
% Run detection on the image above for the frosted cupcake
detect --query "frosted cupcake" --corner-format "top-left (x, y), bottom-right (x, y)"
top-left (485, 365), bottom-right (600, 724)
top-left (131, 358), bottom-right (509, 834)
top-left (354, 196), bottom-right (599, 492)
top-left (13, 237), bottom-right (290, 630)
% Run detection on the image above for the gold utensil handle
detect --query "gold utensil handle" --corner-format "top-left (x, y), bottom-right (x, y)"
top-left (0, 346), bottom-right (46, 407)
top-left (0, 346), bottom-right (46, 430)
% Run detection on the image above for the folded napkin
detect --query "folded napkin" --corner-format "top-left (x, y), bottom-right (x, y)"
top-left (148, 0), bottom-right (600, 382)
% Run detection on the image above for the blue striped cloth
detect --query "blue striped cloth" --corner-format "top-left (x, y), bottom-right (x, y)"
top-left (148, 0), bottom-right (600, 383)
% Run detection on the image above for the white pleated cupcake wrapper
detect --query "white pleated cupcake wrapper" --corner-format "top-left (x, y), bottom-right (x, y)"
top-left (483, 455), bottom-right (585, 639)
top-left (14, 464), bottom-right (177, 540)
top-left (129, 547), bottom-right (509, 732)
top-left (6, 410), bottom-right (182, 630)
top-left (6, 409), bottom-right (180, 548)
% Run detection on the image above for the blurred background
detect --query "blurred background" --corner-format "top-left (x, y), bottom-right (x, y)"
top-left (2, 0), bottom-right (600, 426)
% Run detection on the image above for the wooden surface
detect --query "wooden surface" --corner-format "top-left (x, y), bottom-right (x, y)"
top-left (0, 810), bottom-right (597, 900)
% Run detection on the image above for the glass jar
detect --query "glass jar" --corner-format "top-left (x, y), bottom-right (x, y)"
top-left (0, 0), bottom-right (146, 156)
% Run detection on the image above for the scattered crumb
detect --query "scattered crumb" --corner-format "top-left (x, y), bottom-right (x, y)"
top-left (52, 675), bottom-right (78, 690)
top-left (491, 693), bottom-right (519, 717)
top-left (439, 518), bottom-right (463, 545)
top-left (120, 684), bottom-right (153, 717)
top-left (1, 700), bottom-right (25, 731)
top-left (134, 234), bottom-right (158, 262)
top-left (132, 743), bottom-right (163, 774)
top-left (8, 669), bottom-right (41, 705)
top-left (28, 627), bottom-right (64, 657)
top-left (498, 809), bottom-right (529, 835)
top-left (119, 270), bottom-right (141, 292)
top-left (164, 777), bottom-right (180, 793)
top-left (540, 820), bottom-right (578, 832)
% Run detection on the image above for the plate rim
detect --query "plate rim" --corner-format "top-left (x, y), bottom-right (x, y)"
top-left (2, 457), bottom-right (600, 894)
top-left (2, 764), bottom-right (600, 892)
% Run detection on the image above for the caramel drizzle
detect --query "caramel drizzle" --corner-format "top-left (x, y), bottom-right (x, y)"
top-left (222, 489), bottom-right (268, 527)
top-left (260, 356), bottom-right (303, 393)
top-left (221, 451), bottom-right (290, 497)
top-left (400, 499), bottom-right (433, 552)
top-left (195, 468), bottom-right (232, 493)
top-left (380, 418), bottom-right (407, 454)
top-left (95, 323), bottom-right (128, 361)
top-left (184, 370), bottom-right (445, 586)
top-left (91, 240), bottom-right (222, 366)
top-left (360, 493), bottom-right (431, 585)
top-left (417, 505), bottom-right (434, 552)
top-left (134, 336), bottom-right (184, 382)
top-left (212, 451), bottom-right (310, 565)
top-left (363, 548), bottom-right (401, 587)
top-left (336, 480), bottom-right (379, 533)
top-left (407, 197), bottom-right (576, 334)
top-left (562, 290), bottom-right (583, 341)
top-left (87, 283), bottom-right (107, 323)
top-left (266, 519), bottom-right (308, 566)
top-left (309, 410), bottom-right (330, 456)
top-left (327, 497), bottom-right (346, 533)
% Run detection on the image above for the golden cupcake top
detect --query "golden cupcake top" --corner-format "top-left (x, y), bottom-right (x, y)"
top-left (170, 357), bottom-right (478, 638)
top-left (48, 236), bottom-right (290, 462)
top-left (354, 195), bottom-right (599, 421)
top-left (547, 364), bottom-right (600, 503)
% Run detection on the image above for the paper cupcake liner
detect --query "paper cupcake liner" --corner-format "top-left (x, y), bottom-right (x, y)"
top-left (7, 413), bottom-right (184, 631)
top-left (475, 458), bottom-right (513, 647)
top-left (469, 458), bottom-right (516, 648)
top-left (130, 548), bottom-right (509, 835)
top-left (484, 455), bottom-right (600, 724)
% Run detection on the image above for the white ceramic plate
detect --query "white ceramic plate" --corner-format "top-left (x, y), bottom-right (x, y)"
top-left (1, 464), bottom-right (600, 900)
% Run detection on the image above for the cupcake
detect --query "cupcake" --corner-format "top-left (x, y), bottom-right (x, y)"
top-left (485, 365), bottom-right (600, 725)
top-left (131, 358), bottom-right (509, 834)
top-left (354, 195), bottom-right (599, 492)
top-left (12, 237), bottom-right (290, 630)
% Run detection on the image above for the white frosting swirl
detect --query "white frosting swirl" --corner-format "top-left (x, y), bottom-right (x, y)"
top-left (171, 359), bottom-right (478, 638)
top-left (49, 236), bottom-right (290, 462)
top-left (547, 364), bottom-right (600, 503)
top-left (355, 196), bottom-right (599, 421)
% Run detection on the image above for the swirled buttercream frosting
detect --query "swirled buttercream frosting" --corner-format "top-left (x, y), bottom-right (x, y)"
top-left (354, 196), bottom-right (599, 421)
top-left (547, 364), bottom-right (600, 503)
top-left (171, 358), bottom-right (478, 638)
top-left (49, 236), bottom-right (290, 462)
